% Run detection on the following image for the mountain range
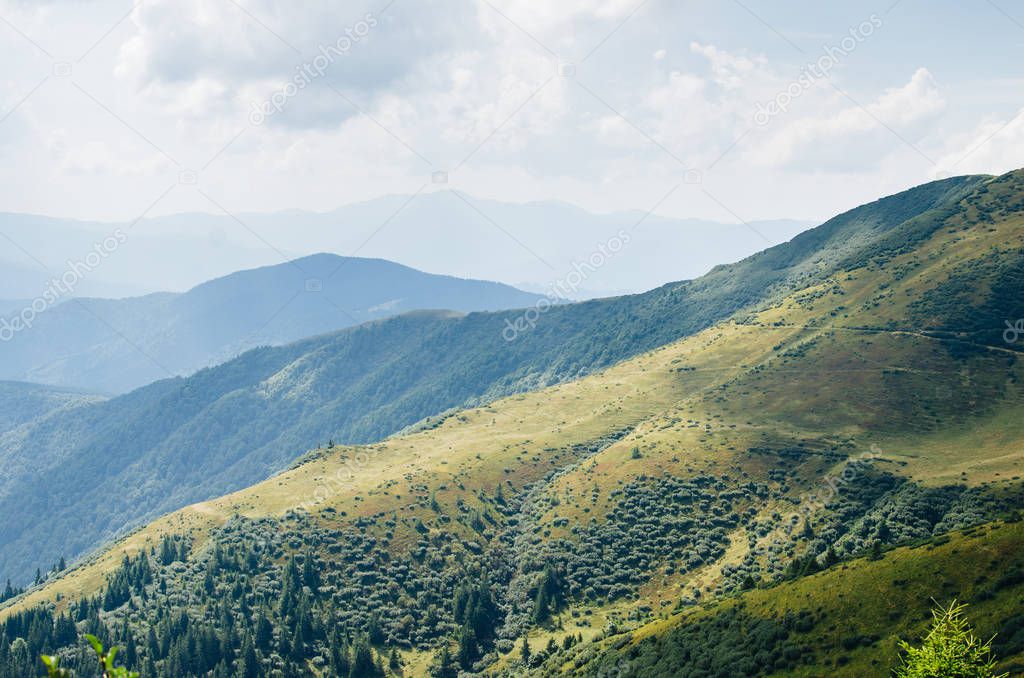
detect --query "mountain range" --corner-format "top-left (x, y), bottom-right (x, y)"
top-left (0, 195), bottom-right (810, 301)
top-left (0, 254), bottom-right (544, 393)
top-left (2, 170), bottom-right (1024, 677)
top-left (0, 173), bottom-right (988, 585)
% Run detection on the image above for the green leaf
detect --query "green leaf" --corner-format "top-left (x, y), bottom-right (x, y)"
top-left (84, 633), bottom-right (103, 657)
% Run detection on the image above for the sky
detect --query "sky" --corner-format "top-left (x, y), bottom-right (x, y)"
top-left (1, 0), bottom-right (1023, 227)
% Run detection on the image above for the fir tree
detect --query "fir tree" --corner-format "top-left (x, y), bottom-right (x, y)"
top-left (457, 627), bottom-right (478, 669)
top-left (349, 637), bottom-right (377, 678)
top-left (894, 600), bottom-right (1007, 678)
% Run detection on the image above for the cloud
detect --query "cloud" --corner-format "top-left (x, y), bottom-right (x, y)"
top-left (115, 0), bottom-right (476, 128)
top-left (870, 68), bottom-right (945, 126)
top-left (748, 68), bottom-right (946, 171)
top-left (479, 0), bottom-right (645, 36)
top-left (0, 0), bottom-right (1015, 229)
top-left (933, 107), bottom-right (1024, 178)
top-left (689, 42), bottom-right (765, 90)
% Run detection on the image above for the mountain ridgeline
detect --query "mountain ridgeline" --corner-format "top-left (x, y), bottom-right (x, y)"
top-left (3, 170), bottom-right (1024, 678)
top-left (0, 173), bottom-right (1005, 585)
top-left (0, 254), bottom-right (545, 394)
top-left (0, 382), bottom-right (104, 436)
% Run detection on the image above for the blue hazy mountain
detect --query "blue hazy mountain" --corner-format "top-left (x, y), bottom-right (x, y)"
top-left (0, 254), bottom-right (544, 393)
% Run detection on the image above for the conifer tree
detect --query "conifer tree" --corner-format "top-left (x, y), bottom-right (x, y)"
top-left (894, 601), bottom-right (1006, 678)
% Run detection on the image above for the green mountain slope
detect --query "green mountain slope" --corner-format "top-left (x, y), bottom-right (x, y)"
top-left (0, 382), bottom-right (104, 436)
top-left (3, 170), bottom-right (1023, 677)
top-left (0, 174), bottom-right (995, 585)
top-left (562, 520), bottom-right (1024, 677)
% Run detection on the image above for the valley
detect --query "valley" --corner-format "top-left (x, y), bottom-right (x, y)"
top-left (2, 171), bottom-right (1023, 676)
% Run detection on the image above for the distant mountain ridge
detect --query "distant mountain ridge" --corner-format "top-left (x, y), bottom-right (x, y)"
top-left (0, 195), bottom-right (811, 301)
top-left (0, 171), bottom-right (1001, 583)
top-left (0, 254), bottom-right (544, 393)
top-left (0, 381), bottom-right (104, 436)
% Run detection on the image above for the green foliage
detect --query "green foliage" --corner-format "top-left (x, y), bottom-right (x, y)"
top-left (41, 635), bottom-right (139, 678)
top-left (431, 644), bottom-right (457, 678)
top-left (0, 381), bottom-right (102, 438)
top-left (894, 601), bottom-right (1007, 678)
top-left (40, 654), bottom-right (71, 678)
top-left (0, 577), bottom-right (23, 604)
top-left (582, 606), bottom-right (807, 677)
top-left (84, 634), bottom-right (140, 678)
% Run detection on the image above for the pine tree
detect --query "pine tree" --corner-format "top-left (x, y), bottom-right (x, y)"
top-left (290, 619), bottom-right (306, 663)
top-left (301, 551), bottom-right (320, 589)
top-left (388, 647), bottom-right (403, 672)
top-left (520, 635), bottom-right (531, 665)
top-left (159, 537), bottom-right (176, 566)
top-left (433, 645), bottom-right (457, 678)
top-left (329, 631), bottom-right (351, 676)
top-left (532, 586), bottom-right (550, 624)
top-left (255, 611), bottom-right (273, 652)
top-left (349, 637), bottom-right (376, 678)
top-left (239, 635), bottom-right (259, 678)
top-left (457, 627), bottom-right (478, 669)
top-left (894, 600), bottom-right (1007, 678)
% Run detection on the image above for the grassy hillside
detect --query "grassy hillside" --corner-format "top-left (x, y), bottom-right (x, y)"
top-left (0, 174), bottom-right (994, 586)
top-left (3, 170), bottom-right (1023, 677)
top-left (561, 519), bottom-right (1024, 677)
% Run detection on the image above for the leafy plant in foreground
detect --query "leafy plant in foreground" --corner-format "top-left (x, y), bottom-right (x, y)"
top-left (42, 634), bottom-right (139, 678)
top-left (894, 600), bottom-right (1007, 678)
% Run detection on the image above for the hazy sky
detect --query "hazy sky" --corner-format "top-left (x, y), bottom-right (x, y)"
top-left (1, 0), bottom-right (1022, 225)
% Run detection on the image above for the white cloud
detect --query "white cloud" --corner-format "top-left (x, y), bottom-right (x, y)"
top-left (0, 0), bottom-right (1016, 229)
top-left (748, 68), bottom-right (946, 171)
top-left (115, 0), bottom-right (476, 129)
top-left (933, 107), bottom-right (1024, 178)
top-left (689, 42), bottom-right (764, 90)
top-left (480, 0), bottom-right (642, 33)
top-left (870, 68), bottom-right (946, 126)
